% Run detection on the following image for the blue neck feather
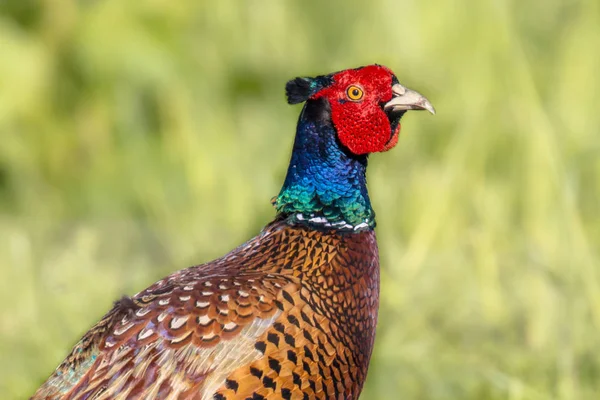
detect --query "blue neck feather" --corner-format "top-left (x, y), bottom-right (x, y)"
top-left (275, 98), bottom-right (375, 231)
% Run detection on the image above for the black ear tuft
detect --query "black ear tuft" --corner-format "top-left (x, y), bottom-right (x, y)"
top-left (286, 77), bottom-right (314, 104)
top-left (285, 74), bottom-right (334, 105)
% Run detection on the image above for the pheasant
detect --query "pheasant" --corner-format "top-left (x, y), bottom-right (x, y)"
top-left (32, 64), bottom-right (434, 400)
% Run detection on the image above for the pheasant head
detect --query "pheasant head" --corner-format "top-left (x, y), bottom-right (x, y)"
top-left (285, 64), bottom-right (435, 154)
top-left (277, 64), bottom-right (434, 230)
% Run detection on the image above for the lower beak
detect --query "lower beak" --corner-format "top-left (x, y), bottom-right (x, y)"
top-left (384, 84), bottom-right (435, 115)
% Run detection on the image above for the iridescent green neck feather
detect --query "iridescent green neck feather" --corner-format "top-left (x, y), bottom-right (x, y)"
top-left (275, 98), bottom-right (375, 232)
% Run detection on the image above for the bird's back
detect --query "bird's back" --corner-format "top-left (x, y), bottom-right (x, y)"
top-left (32, 220), bottom-right (379, 400)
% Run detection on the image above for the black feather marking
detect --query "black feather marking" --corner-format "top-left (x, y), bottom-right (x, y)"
top-left (263, 376), bottom-right (276, 390)
top-left (287, 315), bottom-right (300, 327)
top-left (304, 346), bottom-right (314, 361)
top-left (274, 299), bottom-right (284, 311)
top-left (303, 330), bottom-right (314, 344)
top-left (225, 379), bottom-right (239, 392)
top-left (303, 361), bottom-right (311, 374)
top-left (282, 290), bottom-right (295, 305)
top-left (255, 341), bottom-right (266, 354)
top-left (268, 357), bottom-right (282, 374)
top-left (267, 332), bottom-right (280, 347)
top-left (293, 372), bottom-right (301, 387)
top-left (284, 333), bottom-right (296, 347)
top-left (287, 350), bottom-right (298, 364)
top-left (300, 310), bottom-right (311, 324)
top-left (250, 367), bottom-right (263, 379)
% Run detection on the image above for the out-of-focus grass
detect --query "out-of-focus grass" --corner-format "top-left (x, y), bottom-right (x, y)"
top-left (1, 0), bottom-right (599, 398)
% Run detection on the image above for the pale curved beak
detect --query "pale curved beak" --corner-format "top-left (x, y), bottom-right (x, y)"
top-left (384, 83), bottom-right (435, 115)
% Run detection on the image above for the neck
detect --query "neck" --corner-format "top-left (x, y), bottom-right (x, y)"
top-left (275, 98), bottom-right (375, 232)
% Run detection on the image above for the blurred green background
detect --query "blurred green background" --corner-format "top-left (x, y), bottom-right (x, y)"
top-left (1, 0), bottom-right (599, 398)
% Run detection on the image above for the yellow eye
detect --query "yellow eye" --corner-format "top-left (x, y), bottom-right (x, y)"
top-left (346, 85), bottom-right (364, 101)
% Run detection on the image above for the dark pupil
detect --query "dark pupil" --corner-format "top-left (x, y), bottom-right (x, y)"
top-left (352, 89), bottom-right (359, 97)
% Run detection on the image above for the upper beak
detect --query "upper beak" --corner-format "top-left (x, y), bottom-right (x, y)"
top-left (384, 83), bottom-right (435, 115)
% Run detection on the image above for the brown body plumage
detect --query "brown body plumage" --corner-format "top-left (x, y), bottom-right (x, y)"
top-left (33, 220), bottom-right (379, 399)
top-left (32, 65), bottom-right (434, 399)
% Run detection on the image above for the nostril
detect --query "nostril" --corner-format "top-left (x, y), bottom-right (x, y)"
top-left (392, 84), bottom-right (407, 96)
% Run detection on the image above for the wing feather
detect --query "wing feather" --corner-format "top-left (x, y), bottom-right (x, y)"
top-left (32, 272), bottom-right (298, 399)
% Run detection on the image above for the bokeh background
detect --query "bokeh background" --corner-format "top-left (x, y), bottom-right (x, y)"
top-left (1, 0), bottom-right (599, 398)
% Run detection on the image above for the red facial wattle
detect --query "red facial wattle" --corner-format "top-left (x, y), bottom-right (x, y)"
top-left (312, 65), bottom-right (398, 155)
top-left (381, 122), bottom-right (401, 152)
top-left (325, 97), bottom-right (393, 154)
